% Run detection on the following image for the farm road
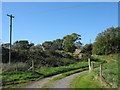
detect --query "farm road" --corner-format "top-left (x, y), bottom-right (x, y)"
top-left (23, 73), bottom-right (62, 88)
top-left (23, 70), bottom-right (87, 88)
top-left (51, 71), bottom-right (87, 88)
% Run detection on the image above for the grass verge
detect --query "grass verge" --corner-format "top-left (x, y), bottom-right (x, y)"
top-left (93, 54), bottom-right (119, 88)
top-left (52, 67), bottom-right (88, 81)
top-left (70, 71), bottom-right (105, 88)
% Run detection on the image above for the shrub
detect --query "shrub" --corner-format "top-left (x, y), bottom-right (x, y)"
top-left (2, 62), bottom-right (29, 72)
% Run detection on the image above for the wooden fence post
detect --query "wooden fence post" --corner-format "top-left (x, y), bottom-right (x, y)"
top-left (16, 63), bottom-right (18, 72)
top-left (100, 64), bottom-right (102, 81)
top-left (88, 58), bottom-right (91, 71)
top-left (32, 59), bottom-right (35, 73)
top-left (91, 62), bottom-right (93, 70)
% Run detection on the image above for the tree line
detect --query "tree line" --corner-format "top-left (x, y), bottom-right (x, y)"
top-left (2, 27), bottom-right (120, 67)
top-left (2, 33), bottom-right (82, 68)
top-left (80, 27), bottom-right (120, 57)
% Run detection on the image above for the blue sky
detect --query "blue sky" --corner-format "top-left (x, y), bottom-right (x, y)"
top-left (2, 2), bottom-right (118, 45)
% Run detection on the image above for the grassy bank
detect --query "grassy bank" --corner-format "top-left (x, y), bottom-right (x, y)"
top-left (70, 54), bottom-right (119, 88)
top-left (52, 67), bottom-right (88, 81)
top-left (70, 71), bottom-right (105, 88)
top-left (93, 54), bottom-right (119, 88)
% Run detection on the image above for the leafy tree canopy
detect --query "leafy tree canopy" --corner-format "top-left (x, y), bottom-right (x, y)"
top-left (42, 33), bottom-right (82, 52)
top-left (92, 27), bottom-right (120, 55)
top-left (62, 33), bottom-right (82, 52)
top-left (12, 40), bottom-right (34, 50)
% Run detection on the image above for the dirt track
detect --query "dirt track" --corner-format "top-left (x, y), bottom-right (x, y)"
top-left (23, 70), bottom-right (87, 88)
top-left (23, 74), bottom-right (62, 88)
top-left (51, 71), bottom-right (87, 88)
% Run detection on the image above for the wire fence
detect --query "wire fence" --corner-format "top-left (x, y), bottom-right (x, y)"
top-left (88, 58), bottom-right (118, 88)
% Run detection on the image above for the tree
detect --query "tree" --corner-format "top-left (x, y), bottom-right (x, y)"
top-left (30, 44), bottom-right (44, 51)
top-left (80, 44), bottom-right (93, 61)
top-left (92, 27), bottom-right (120, 55)
top-left (2, 46), bottom-right (9, 63)
top-left (52, 39), bottom-right (63, 50)
top-left (62, 33), bottom-right (82, 52)
top-left (81, 44), bottom-right (92, 54)
top-left (42, 41), bottom-right (53, 50)
top-left (12, 40), bottom-right (34, 50)
top-left (42, 39), bottom-right (63, 51)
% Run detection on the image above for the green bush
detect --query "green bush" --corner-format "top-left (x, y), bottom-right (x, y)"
top-left (81, 53), bottom-right (91, 61)
top-left (2, 62), bottom-right (29, 72)
top-left (92, 27), bottom-right (120, 55)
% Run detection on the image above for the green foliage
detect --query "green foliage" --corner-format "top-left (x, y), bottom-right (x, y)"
top-left (56, 50), bottom-right (74, 59)
top-left (45, 57), bottom-right (75, 67)
top-left (2, 62), bottom-right (29, 72)
top-left (42, 41), bottom-right (54, 50)
top-left (2, 47), bottom-right (9, 63)
top-left (52, 67), bottom-right (88, 80)
top-left (42, 39), bottom-right (63, 51)
top-left (70, 72), bottom-right (105, 88)
top-left (81, 53), bottom-right (91, 61)
top-left (42, 33), bottom-right (82, 52)
top-left (79, 44), bottom-right (93, 61)
top-left (12, 40), bottom-right (34, 50)
top-left (62, 33), bottom-right (82, 52)
top-left (2, 57), bottom-right (104, 88)
top-left (12, 50), bottom-right (29, 62)
top-left (28, 49), bottom-right (46, 68)
top-left (92, 27), bottom-right (120, 55)
top-left (36, 62), bottom-right (88, 77)
top-left (52, 39), bottom-right (63, 50)
top-left (2, 48), bottom-right (76, 68)
top-left (2, 62), bottom-right (89, 88)
top-left (81, 44), bottom-right (92, 54)
top-left (93, 54), bottom-right (119, 88)
top-left (30, 44), bottom-right (44, 50)
top-left (2, 33), bottom-right (82, 67)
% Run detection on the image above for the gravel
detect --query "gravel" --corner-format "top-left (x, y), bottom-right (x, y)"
top-left (22, 74), bottom-right (62, 88)
top-left (51, 71), bottom-right (87, 88)
top-left (22, 71), bottom-right (87, 88)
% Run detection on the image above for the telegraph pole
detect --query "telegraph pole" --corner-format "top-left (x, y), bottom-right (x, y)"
top-left (7, 14), bottom-right (14, 64)
top-left (90, 39), bottom-right (91, 44)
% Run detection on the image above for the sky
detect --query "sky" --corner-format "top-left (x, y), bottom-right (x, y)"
top-left (1, 0), bottom-right (120, 2)
top-left (2, 2), bottom-right (118, 45)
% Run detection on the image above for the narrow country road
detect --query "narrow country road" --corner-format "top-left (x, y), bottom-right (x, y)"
top-left (22, 74), bottom-right (62, 88)
top-left (22, 70), bottom-right (87, 88)
top-left (51, 71), bottom-right (87, 88)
